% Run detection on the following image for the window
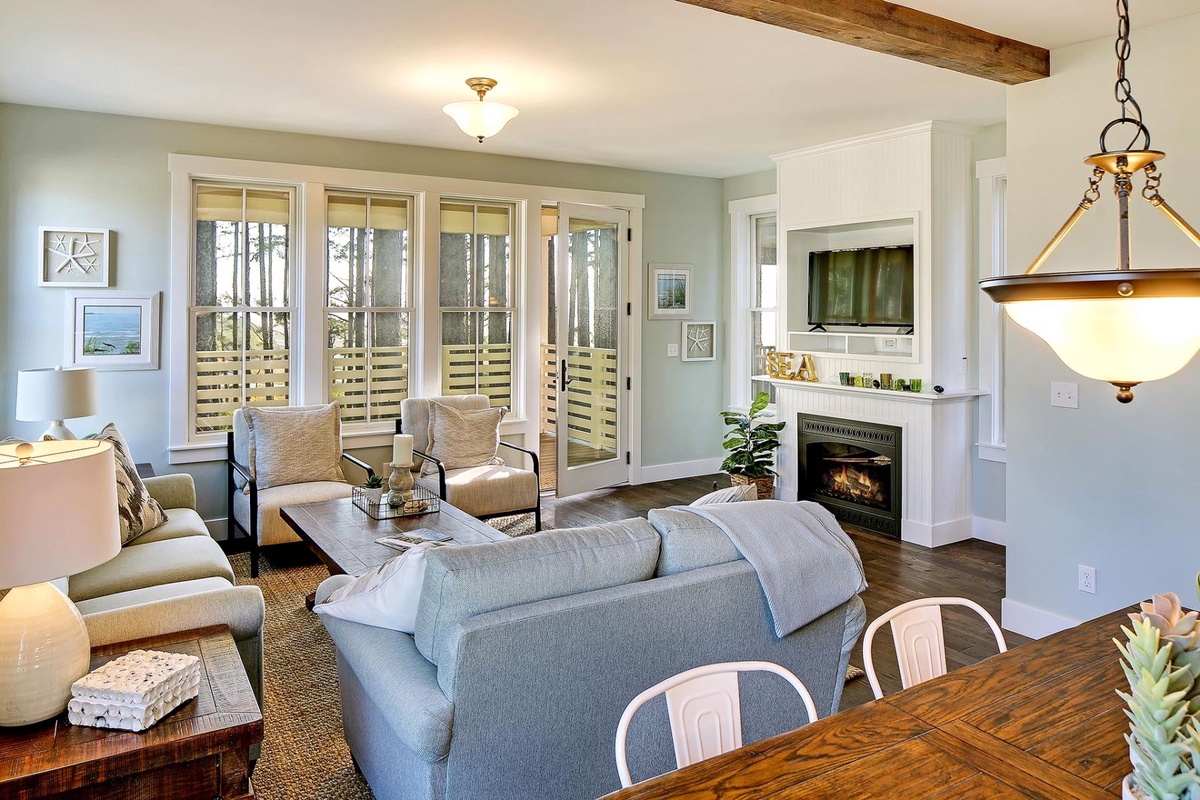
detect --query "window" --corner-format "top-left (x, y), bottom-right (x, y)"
top-left (439, 200), bottom-right (516, 409)
top-left (191, 183), bottom-right (294, 435)
top-left (326, 193), bottom-right (414, 424)
top-left (750, 214), bottom-right (778, 403)
top-left (976, 158), bottom-right (1007, 461)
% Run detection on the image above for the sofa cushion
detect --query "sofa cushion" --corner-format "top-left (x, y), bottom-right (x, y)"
top-left (423, 402), bottom-right (506, 476)
top-left (75, 577), bottom-right (234, 614)
top-left (649, 507), bottom-right (742, 577)
top-left (68, 535), bottom-right (235, 602)
top-left (127, 507), bottom-right (209, 545)
top-left (240, 403), bottom-right (346, 491)
top-left (233, 480), bottom-right (354, 546)
top-left (315, 545), bottom-right (431, 633)
top-left (690, 484), bottom-right (758, 505)
top-left (415, 519), bottom-right (660, 665)
top-left (416, 465), bottom-right (537, 518)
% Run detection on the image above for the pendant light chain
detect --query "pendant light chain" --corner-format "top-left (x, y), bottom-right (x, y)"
top-left (1103, 0), bottom-right (1150, 152)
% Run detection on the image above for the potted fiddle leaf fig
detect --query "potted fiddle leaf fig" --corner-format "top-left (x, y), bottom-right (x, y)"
top-left (1117, 585), bottom-right (1200, 799)
top-left (720, 392), bottom-right (785, 500)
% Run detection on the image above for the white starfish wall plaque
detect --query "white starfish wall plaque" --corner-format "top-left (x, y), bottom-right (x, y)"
top-left (48, 233), bottom-right (102, 275)
top-left (687, 325), bottom-right (711, 354)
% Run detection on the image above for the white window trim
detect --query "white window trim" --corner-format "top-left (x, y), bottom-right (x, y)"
top-left (168, 154), bottom-right (645, 464)
top-left (976, 157), bottom-right (1007, 463)
top-left (728, 193), bottom-right (778, 411)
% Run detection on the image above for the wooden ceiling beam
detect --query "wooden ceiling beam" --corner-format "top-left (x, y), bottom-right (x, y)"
top-left (675, 0), bottom-right (1049, 85)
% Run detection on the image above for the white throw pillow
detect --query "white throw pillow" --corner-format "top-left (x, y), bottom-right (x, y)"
top-left (314, 545), bottom-right (431, 633)
top-left (422, 402), bottom-right (507, 475)
top-left (690, 484), bottom-right (758, 506)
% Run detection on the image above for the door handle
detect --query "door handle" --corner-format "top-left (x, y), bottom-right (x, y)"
top-left (560, 358), bottom-right (575, 391)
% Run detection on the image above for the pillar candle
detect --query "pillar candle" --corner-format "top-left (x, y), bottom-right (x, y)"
top-left (392, 434), bottom-right (413, 468)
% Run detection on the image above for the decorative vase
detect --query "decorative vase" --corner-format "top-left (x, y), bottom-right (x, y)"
top-left (730, 473), bottom-right (775, 500)
top-left (387, 462), bottom-right (414, 507)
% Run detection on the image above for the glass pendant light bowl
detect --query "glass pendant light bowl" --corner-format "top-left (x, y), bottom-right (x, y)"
top-left (442, 100), bottom-right (519, 141)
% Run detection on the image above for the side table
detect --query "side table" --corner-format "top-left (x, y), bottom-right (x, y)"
top-left (0, 625), bottom-right (263, 800)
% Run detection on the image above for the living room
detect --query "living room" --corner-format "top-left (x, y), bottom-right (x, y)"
top-left (3, 1), bottom-right (1200, 798)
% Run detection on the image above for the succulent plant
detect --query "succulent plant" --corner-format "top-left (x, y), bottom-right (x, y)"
top-left (363, 474), bottom-right (384, 489)
top-left (1138, 594), bottom-right (1200, 713)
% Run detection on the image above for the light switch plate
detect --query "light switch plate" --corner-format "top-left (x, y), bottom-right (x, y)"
top-left (1051, 382), bottom-right (1079, 408)
top-left (667, 343), bottom-right (679, 357)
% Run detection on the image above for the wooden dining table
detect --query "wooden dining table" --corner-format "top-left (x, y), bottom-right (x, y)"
top-left (602, 606), bottom-right (1134, 799)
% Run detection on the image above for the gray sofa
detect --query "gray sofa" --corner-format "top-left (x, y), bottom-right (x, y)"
top-left (317, 503), bottom-right (867, 800)
top-left (68, 473), bottom-right (266, 709)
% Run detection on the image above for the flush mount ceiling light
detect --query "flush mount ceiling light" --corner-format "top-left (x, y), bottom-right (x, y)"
top-left (442, 77), bottom-right (519, 143)
top-left (980, 0), bottom-right (1200, 404)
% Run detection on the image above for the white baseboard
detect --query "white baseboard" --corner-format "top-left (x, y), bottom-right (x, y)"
top-left (973, 517), bottom-right (1007, 545)
top-left (205, 517), bottom-right (229, 541)
top-left (1001, 597), bottom-right (1079, 639)
top-left (902, 516), bottom-right (974, 548)
top-left (638, 458), bottom-right (724, 485)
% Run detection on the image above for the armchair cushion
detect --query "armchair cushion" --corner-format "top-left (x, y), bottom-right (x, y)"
top-left (400, 394), bottom-right (490, 457)
top-left (236, 403), bottom-right (346, 492)
top-left (233, 480), bottom-right (354, 546)
top-left (315, 545), bottom-right (432, 633)
top-left (422, 402), bottom-right (506, 476)
top-left (416, 464), bottom-right (537, 519)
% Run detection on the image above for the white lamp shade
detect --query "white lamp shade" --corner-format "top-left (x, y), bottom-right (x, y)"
top-left (443, 100), bottom-right (519, 140)
top-left (1005, 296), bottom-right (1200, 384)
top-left (0, 440), bottom-right (120, 588)
top-left (15, 367), bottom-right (98, 422)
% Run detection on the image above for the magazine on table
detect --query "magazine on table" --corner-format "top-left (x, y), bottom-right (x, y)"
top-left (374, 529), bottom-right (452, 551)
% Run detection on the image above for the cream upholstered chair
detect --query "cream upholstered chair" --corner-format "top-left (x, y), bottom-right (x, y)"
top-left (614, 661), bottom-right (818, 788)
top-left (862, 596), bottom-right (1007, 699)
top-left (398, 394), bottom-right (540, 530)
top-left (228, 403), bottom-right (373, 577)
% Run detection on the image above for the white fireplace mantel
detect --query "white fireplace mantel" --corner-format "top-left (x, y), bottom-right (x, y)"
top-left (771, 378), bottom-right (986, 549)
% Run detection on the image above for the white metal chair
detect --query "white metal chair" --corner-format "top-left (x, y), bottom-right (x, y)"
top-left (862, 596), bottom-right (1007, 699)
top-left (614, 660), bottom-right (818, 788)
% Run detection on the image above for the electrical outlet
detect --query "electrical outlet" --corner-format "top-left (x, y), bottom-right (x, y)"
top-left (1078, 565), bottom-right (1096, 594)
top-left (667, 343), bottom-right (679, 358)
top-left (1051, 382), bottom-right (1079, 409)
top-left (881, 338), bottom-right (898, 349)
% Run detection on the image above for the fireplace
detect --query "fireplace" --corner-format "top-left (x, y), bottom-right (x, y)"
top-left (798, 414), bottom-right (902, 538)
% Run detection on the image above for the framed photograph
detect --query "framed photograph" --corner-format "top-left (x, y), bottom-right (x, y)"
top-left (66, 292), bottom-right (161, 371)
top-left (647, 263), bottom-right (692, 319)
top-left (39, 228), bottom-right (112, 287)
top-left (681, 321), bottom-right (716, 362)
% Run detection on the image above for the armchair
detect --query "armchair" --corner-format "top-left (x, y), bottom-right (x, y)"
top-left (398, 395), bottom-right (540, 531)
top-left (228, 404), bottom-right (373, 577)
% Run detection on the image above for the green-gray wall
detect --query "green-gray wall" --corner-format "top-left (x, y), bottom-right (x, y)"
top-left (1005, 12), bottom-right (1200, 633)
top-left (0, 103), bottom-right (726, 524)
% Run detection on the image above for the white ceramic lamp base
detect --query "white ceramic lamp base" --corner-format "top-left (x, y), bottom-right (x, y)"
top-left (0, 582), bottom-right (91, 726)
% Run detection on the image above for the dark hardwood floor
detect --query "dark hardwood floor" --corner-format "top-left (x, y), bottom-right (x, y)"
top-left (539, 473), bottom-right (1029, 712)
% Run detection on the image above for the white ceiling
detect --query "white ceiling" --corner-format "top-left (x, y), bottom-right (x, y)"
top-left (0, 0), bottom-right (1195, 178)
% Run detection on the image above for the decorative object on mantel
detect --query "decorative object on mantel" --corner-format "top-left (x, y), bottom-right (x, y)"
top-left (719, 392), bottom-right (784, 500)
top-left (442, 77), bottom-right (518, 143)
top-left (765, 350), bottom-right (819, 382)
top-left (681, 321), bottom-right (717, 362)
top-left (1115, 588), bottom-right (1200, 800)
top-left (361, 474), bottom-right (385, 505)
top-left (38, 227), bottom-right (111, 287)
top-left (15, 365), bottom-right (97, 439)
top-left (66, 291), bottom-right (161, 371)
top-left (647, 264), bottom-right (692, 319)
top-left (980, 0), bottom-right (1200, 404)
top-left (67, 648), bottom-right (201, 732)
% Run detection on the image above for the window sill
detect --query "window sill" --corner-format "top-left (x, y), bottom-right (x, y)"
top-left (976, 442), bottom-right (1007, 463)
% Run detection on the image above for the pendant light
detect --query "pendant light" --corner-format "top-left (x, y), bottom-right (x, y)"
top-left (443, 77), bottom-right (519, 143)
top-left (980, 0), bottom-right (1200, 403)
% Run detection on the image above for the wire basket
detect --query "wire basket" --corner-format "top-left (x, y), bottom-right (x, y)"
top-left (352, 484), bottom-right (440, 520)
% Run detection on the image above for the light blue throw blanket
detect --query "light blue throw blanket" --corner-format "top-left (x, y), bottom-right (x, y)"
top-left (685, 500), bottom-right (868, 638)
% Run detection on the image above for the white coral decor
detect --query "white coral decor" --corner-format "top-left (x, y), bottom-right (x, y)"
top-left (67, 649), bottom-right (201, 732)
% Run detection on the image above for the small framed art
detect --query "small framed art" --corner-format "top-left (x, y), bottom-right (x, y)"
top-left (39, 228), bottom-right (112, 287)
top-left (681, 321), bottom-right (716, 362)
top-left (66, 291), bottom-right (161, 371)
top-left (647, 263), bottom-right (692, 319)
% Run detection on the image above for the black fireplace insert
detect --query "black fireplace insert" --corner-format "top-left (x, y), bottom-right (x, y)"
top-left (797, 414), bottom-right (902, 538)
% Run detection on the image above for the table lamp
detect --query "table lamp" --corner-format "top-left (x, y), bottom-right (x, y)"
top-left (15, 366), bottom-right (98, 440)
top-left (0, 439), bottom-right (120, 726)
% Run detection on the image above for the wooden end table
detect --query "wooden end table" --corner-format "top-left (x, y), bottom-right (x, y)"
top-left (0, 625), bottom-right (263, 800)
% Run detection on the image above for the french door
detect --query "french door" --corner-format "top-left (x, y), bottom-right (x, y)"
top-left (553, 203), bottom-right (628, 496)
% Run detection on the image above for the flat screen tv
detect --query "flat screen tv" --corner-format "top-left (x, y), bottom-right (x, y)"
top-left (807, 245), bottom-right (914, 327)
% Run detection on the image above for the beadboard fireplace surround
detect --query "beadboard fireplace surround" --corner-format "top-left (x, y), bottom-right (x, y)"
top-left (769, 122), bottom-right (984, 548)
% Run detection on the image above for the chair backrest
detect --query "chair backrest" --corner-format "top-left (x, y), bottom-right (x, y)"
top-left (862, 596), bottom-right (1007, 699)
top-left (614, 660), bottom-right (818, 788)
top-left (399, 394), bottom-right (490, 454)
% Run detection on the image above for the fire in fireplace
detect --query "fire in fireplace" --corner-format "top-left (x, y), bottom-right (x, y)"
top-left (798, 415), bottom-right (902, 537)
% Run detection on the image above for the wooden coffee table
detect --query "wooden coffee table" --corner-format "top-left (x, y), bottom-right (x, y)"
top-left (0, 625), bottom-right (263, 800)
top-left (280, 496), bottom-right (507, 578)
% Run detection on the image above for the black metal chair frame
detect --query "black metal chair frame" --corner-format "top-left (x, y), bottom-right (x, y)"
top-left (394, 419), bottom-right (541, 531)
top-left (227, 430), bottom-right (374, 578)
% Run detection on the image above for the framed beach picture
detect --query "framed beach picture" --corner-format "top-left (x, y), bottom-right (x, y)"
top-left (66, 292), bottom-right (161, 371)
top-left (647, 264), bottom-right (692, 320)
top-left (39, 227), bottom-right (112, 287)
top-left (681, 321), bottom-right (716, 362)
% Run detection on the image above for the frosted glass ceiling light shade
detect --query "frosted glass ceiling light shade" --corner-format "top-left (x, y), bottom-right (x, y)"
top-left (979, 0), bottom-right (1200, 403)
top-left (443, 77), bottom-right (518, 143)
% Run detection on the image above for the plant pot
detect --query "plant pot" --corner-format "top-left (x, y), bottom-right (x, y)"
top-left (362, 487), bottom-right (385, 505)
top-left (730, 473), bottom-right (775, 500)
top-left (1123, 774), bottom-right (1150, 800)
